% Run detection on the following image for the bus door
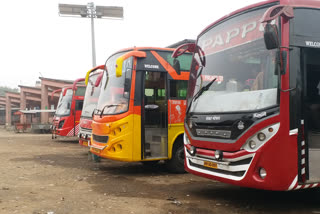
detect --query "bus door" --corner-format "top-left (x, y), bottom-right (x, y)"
top-left (142, 71), bottom-right (168, 159)
top-left (302, 48), bottom-right (320, 182)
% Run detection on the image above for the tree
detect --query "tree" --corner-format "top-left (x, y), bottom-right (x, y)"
top-left (0, 86), bottom-right (19, 96)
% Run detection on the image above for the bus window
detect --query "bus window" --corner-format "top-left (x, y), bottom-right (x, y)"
top-left (75, 100), bottom-right (84, 111)
top-left (170, 80), bottom-right (188, 99)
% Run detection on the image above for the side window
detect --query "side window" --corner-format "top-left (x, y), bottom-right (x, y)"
top-left (75, 87), bottom-right (86, 96)
top-left (169, 80), bottom-right (188, 99)
top-left (75, 100), bottom-right (83, 111)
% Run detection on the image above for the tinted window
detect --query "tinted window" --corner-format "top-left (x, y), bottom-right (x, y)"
top-left (170, 80), bottom-right (188, 99)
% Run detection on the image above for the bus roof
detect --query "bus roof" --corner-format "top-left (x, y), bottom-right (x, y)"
top-left (115, 46), bottom-right (178, 53)
top-left (106, 46), bottom-right (191, 64)
top-left (200, 0), bottom-right (320, 37)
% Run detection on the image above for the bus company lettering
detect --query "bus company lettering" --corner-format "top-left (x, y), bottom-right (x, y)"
top-left (305, 41), bottom-right (320, 48)
top-left (253, 111), bottom-right (266, 119)
top-left (200, 14), bottom-right (265, 55)
top-left (201, 75), bottom-right (224, 83)
top-left (144, 64), bottom-right (159, 69)
top-left (206, 116), bottom-right (221, 121)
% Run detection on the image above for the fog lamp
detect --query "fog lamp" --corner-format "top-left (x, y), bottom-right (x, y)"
top-left (259, 167), bottom-right (267, 179)
top-left (249, 140), bottom-right (256, 149)
top-left (214, 150), bottom-right (223, 160)
top-left (257, 132), bottom-right (266, 141)
top-left (190, 146), bottom-right (196, 156)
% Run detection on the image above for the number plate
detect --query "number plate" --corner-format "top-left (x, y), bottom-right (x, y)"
top-left (203, 161), bottom-right (218, 169)
top-left (91, 147), bottom-right (101, 154)
top-left (83, 141), bottom-right (88, 147)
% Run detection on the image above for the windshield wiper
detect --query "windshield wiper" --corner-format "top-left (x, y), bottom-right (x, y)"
top-left (100, 104), bottom-right (120, 117)
top-left (186, 78), bottom-right (217, 114)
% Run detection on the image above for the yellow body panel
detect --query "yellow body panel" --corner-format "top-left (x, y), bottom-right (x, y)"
top-left (90, 113), bottom-right (185, 162)
top-left (90, 114), bottom-right (134, 162)
top-left (167, 123), bottom-right (185, 159)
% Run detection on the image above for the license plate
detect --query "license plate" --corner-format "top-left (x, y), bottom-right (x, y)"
top-left (83, 141), bottom-right (88, 146)
top-left (91, 147), bottom-right (101, 154)
top-left (203, 161), bottom-right (218, 169)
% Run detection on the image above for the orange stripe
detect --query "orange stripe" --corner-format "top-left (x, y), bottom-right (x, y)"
top-left (150, 51), bottom-right (189, 80)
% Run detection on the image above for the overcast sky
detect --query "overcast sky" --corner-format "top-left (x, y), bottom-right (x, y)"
top-left (1, 0), bottom-right (263, 88)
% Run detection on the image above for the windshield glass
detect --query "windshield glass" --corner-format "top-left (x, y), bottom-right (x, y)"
top-left (55, 89), bottom-right (73, 116)
top-left (96, 52), bottom-right (133, 115)
top-left (188, 7), bottom-right (278, 114)
top-left (81, 72), bottom-right (102, 118)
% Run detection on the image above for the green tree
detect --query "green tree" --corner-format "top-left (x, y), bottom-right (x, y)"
top-left (0, 86), bottom-right (19, 96)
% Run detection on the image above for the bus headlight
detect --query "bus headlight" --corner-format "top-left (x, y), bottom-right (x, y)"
top-left (241, 123), bottom-right (280, 152)
top-left (249, 140), bottom-right (256, 149)
top-left (257, 132), bottom-right (266, 141)
top-left (190, 146), bottom-right (196, 156)
top-left (184, 133), bottom-right (190, 145)
top-left (58, 120), bottom-right (65, 129)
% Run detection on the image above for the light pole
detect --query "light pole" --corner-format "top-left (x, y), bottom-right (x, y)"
top-left (58, 2), bottom-right (123, 67)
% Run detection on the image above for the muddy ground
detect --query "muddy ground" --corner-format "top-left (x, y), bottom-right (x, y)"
top-left (0, 128), bottom-right (320, 214)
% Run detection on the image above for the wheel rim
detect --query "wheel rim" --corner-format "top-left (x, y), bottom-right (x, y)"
top-left (177, 147), bottom-right (185, 164)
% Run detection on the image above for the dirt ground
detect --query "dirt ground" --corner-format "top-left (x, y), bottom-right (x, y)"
top-left (1, 128), bottom-right (320, 214)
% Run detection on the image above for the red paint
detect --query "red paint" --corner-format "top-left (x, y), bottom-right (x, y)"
top-left (52, 78), bottom-right (85, 137)
top-left (184, 0), bottom-right (320, 191)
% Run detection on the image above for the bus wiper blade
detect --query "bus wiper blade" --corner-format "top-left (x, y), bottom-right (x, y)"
top-left (186, 78), bottom-right (216, 114)
top-left (100, 104), bottom-right (120, 117)
top-left (92, 108), bottom-right (101, 117)
top-left (193, 78), bottom-right (216, 101)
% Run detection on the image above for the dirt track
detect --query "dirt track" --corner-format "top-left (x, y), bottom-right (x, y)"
top-left (0, 128), bottom-right (320, 214)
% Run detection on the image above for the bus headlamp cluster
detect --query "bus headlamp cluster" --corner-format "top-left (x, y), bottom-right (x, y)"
top-left (58, 120), bottom-right (65, 129)
top-left (184, 133), bottom-right (190, 145)
top-left (187, 119), bottom-right (193, 129)
top-left (242, 123), bottom-right (280, 152)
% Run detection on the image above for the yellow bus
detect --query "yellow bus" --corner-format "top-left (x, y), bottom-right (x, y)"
top-left (89, 47), bottom-right (192, 172)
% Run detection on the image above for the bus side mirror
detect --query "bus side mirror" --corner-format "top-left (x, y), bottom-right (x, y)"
top-left (173, 58), bottom-right (181, 75)
top-left (264, 23), bottom-right (279, 50)
top-left (261, 5), bottom-right (294, 50)
top-left (116, 57), bottom-right (124, 77)
top-left (85, 65), bottom-right (105, 85)
top-left (172, 43), bottom-right (195, 58)
top-left (95, 72), bottom-right (104, 87)
top-left (116, 51), bottom-right (147, 77)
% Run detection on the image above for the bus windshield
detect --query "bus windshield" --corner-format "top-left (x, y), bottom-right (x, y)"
top-left (96, 52), bottom-right (133, 115)
top-left (81, 73), bottom-right (101, 118)
top-left (55, 89), bottom-right (73, 116)
top-left (188, 7), bottom-right (279, 114)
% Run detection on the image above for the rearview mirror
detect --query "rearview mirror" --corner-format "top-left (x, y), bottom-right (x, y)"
top-left (173, 58), bottom-right (181, 75)
top-left (116, 50), bottom-right (147, 77)
top-left (85, 65), bottom-right (105, 85)
top-left (264, 23), bottom-right (279, 50)
top-left (95, 71), bottom-right (104, 87)
top-left (172, 43), bottom-right (195, 58)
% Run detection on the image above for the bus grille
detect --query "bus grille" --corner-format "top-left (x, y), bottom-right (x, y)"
top-left (186, 151), bottom-right (254, 180)
top-left (92, 134), bottom-right (109, 143)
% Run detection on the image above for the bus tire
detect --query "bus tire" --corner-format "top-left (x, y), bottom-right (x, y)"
top-left (166, 139), bottom-right (185, 173)
top-left (91, 152), bottom-right (101, 163)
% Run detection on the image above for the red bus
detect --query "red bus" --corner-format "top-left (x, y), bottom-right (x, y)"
top-left (173, 0), bottom-right (320, 190)
top-left (52, 78), bottom-right (85, 138)
top-left (78, 65), bottom-right (104, 147)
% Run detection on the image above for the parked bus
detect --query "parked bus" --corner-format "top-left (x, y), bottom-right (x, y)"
top-left (172, 0), bottom-right (320, 190)
top-left (52, 78), bottom-right (85, 139)
top-left (90, 47), bottom-right (192, 172)
top-left (78, 65), bottom-right (104, 147)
